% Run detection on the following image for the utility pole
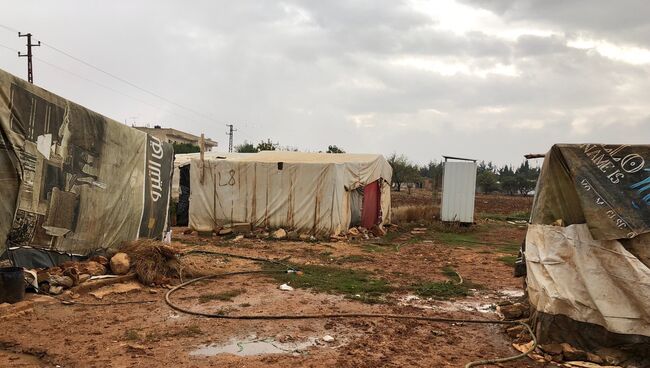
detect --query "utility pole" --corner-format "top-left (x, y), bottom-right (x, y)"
top-left (226, 124), bottom-right (237, 153)
top-left (18, 32), bottom-right (40, 84)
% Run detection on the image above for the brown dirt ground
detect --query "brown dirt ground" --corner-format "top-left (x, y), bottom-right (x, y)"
top-left (393, 189), bottom-right (533, 216)
top-left (0, 196), bottom-right (541, 367)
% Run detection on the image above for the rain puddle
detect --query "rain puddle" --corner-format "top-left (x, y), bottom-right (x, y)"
top-left (190, 337), bottom-right (318, 357)
top-left (498, 289), bottom-right (525, 298)
top-left (399, 294), bottom-right (496, 313)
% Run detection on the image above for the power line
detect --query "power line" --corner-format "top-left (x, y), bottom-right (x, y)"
top-left (0, 42), bottom-right (208, 126)
top-left (0, 22), bottom-right (221, 125)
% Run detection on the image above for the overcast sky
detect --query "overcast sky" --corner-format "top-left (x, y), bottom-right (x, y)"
top-left (1, 0), bottom-right (649, 165)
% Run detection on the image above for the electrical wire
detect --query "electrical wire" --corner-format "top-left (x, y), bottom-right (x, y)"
top-left (0, 22), bottom-right (221, 125)
top-left (165, 254), bottom-right (538, 368)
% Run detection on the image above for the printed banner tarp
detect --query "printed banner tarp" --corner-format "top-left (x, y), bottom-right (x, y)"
top-left (531, 144), bottom-right (650, 240)
top-left (0, 68), bottom-right (172, 262)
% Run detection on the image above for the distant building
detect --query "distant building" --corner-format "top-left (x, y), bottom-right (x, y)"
top-left (134, 125), bottom-right (217, 151)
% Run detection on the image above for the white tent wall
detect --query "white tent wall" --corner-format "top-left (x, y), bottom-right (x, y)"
top-left (526, 224), bottom-right (650, 338)
top-left (188, 152), bottom-right (392, 235)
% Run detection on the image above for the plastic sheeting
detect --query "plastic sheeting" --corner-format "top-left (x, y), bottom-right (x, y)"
top-left (526, 224), bottom-right (650, 338)
top-left (188, 151), bottom-right (392, 235)
top-left (0, 68), bottom-right (173, 264)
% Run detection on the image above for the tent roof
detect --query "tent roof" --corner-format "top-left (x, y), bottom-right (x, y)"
top-left (531, 143), bottom-right (650, 240)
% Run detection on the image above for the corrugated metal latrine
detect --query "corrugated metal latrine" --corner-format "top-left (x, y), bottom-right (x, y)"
top-left (441, 159), bottom-right (477, 223)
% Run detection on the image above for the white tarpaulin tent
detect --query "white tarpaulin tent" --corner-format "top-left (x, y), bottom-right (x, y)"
top-left (188, 151), bottom-right (392, 236)
top-left (526, 144), bottom-right (650, 356)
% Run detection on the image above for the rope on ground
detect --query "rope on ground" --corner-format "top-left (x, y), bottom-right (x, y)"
top-left (164, 268), bottom-right (537, 368)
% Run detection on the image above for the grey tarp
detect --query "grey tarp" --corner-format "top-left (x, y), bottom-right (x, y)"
top-left (527, 144), bottom-right (650, 356)
top-left (0, 68), bottom-right (173, 267)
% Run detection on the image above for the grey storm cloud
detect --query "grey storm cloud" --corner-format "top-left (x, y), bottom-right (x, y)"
top-left (0, 0), bottom-right (649, 165)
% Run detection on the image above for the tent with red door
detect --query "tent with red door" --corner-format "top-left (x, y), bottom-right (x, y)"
top-left (187, 151), bottom-right (392, 236)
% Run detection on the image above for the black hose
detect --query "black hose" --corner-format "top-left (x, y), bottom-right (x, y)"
top-left (164, 268), bottom-right (537, 367)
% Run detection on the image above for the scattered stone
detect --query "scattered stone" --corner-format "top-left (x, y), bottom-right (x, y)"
top-left (49, 285), bottom-right (64, 295)
top-left (330, 235), bottom-right (347, 242)
top-left (182, 228), bottom-right (193, 235)
top-left (505, 325), bottom-right (525, 338)
top-left (218, 228), bottom-right (233, 235)
top-left (272, 228), bottom-right (287, 240)
top-left (110, 253), bottom-right (131, 275)
top-left (322, 335), bottom-right (335, 342)
top-left (287, 230), bottom-right (299, 240)
top-left (299, 234), bottom-right (311, 241)
top-left (232, 235), bottom-right (245, 242)
top-left (348, 227), bottom-right (360, 236)
top-left (279, 283), bottom-right (294, 291)
top-left (552, 219), bottom-right (565, 227)
top-left (561, 343), bottom-right (588, 361)
top-left (49, 275), bottom-right (74, 288)
top-left (78, 274), bottom-right (91, 283)
top-left (79, 261), bottom-right (107, 276)
top-left (430, 330), bottom-right (446, 337)
top-left (539, 343), bottom-right (564, 355)
top-left (497, 303), bottom-right (526, 320)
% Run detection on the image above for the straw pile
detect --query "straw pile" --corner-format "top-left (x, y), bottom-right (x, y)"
top-left (119, 240), bottom-right (182, 285)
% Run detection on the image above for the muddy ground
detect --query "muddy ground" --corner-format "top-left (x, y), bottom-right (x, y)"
top-left (0, 194), bottom-right (543, 368)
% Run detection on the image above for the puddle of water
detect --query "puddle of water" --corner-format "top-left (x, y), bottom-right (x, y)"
top-left (499, 289), bottom-right (524, 298)
top-left (190, 337), bottom-right (317, 357)
top-left (399, 294), bottom-right (496, 313)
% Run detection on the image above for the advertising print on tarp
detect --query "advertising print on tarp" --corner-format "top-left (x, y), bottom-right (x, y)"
top-left (0, 68), bottom-right (173, 263)
top-left (533, 144), bottom-right (650, 240)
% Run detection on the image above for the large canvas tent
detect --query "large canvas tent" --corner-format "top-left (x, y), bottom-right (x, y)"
top-left (0, 68), bottom-right (173, 268)
top-left (526, 144), bottom-right (650, 355)
top-left (187, 151), bottom-right (392, 235)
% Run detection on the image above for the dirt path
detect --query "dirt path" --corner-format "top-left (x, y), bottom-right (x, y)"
top-left (0, 221), bottom-right (543, 367)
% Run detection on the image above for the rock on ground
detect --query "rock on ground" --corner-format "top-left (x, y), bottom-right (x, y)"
top-left (272, 228), bottom-right (287, 240)
top-left (110, 253), bottom-right (131, 275)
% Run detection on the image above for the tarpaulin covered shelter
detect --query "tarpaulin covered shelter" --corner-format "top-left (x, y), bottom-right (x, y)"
top-left (526, 144), bottom-right (650, 355)
top-left (172, 152), bottom-right (233, 226)
top-left (0, 68), bottom-right (173, 268)
top-left (188, 151), bottom-right (392, 235)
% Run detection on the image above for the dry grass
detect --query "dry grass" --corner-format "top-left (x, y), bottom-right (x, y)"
top-left (391, 205), bottom-right (440, 224)
top-left (119, 240), bottom-right (183, 285)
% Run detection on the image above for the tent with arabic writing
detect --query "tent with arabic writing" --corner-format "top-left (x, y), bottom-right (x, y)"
top-left (525, 144), bottom-right (650, 356)
top-left (0, 68), bottom-right (173, 268)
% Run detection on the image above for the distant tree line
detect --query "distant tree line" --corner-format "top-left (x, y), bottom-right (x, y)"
top-left (388, 153), bottom-right (540, 196)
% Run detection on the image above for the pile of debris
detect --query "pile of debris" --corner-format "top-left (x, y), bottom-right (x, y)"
top-left (25, 240), bottom-right (182, 295)
top-left (499, 301), bottom-right (630, 367)
top-left (182, 222), bottom-right (390, 243)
